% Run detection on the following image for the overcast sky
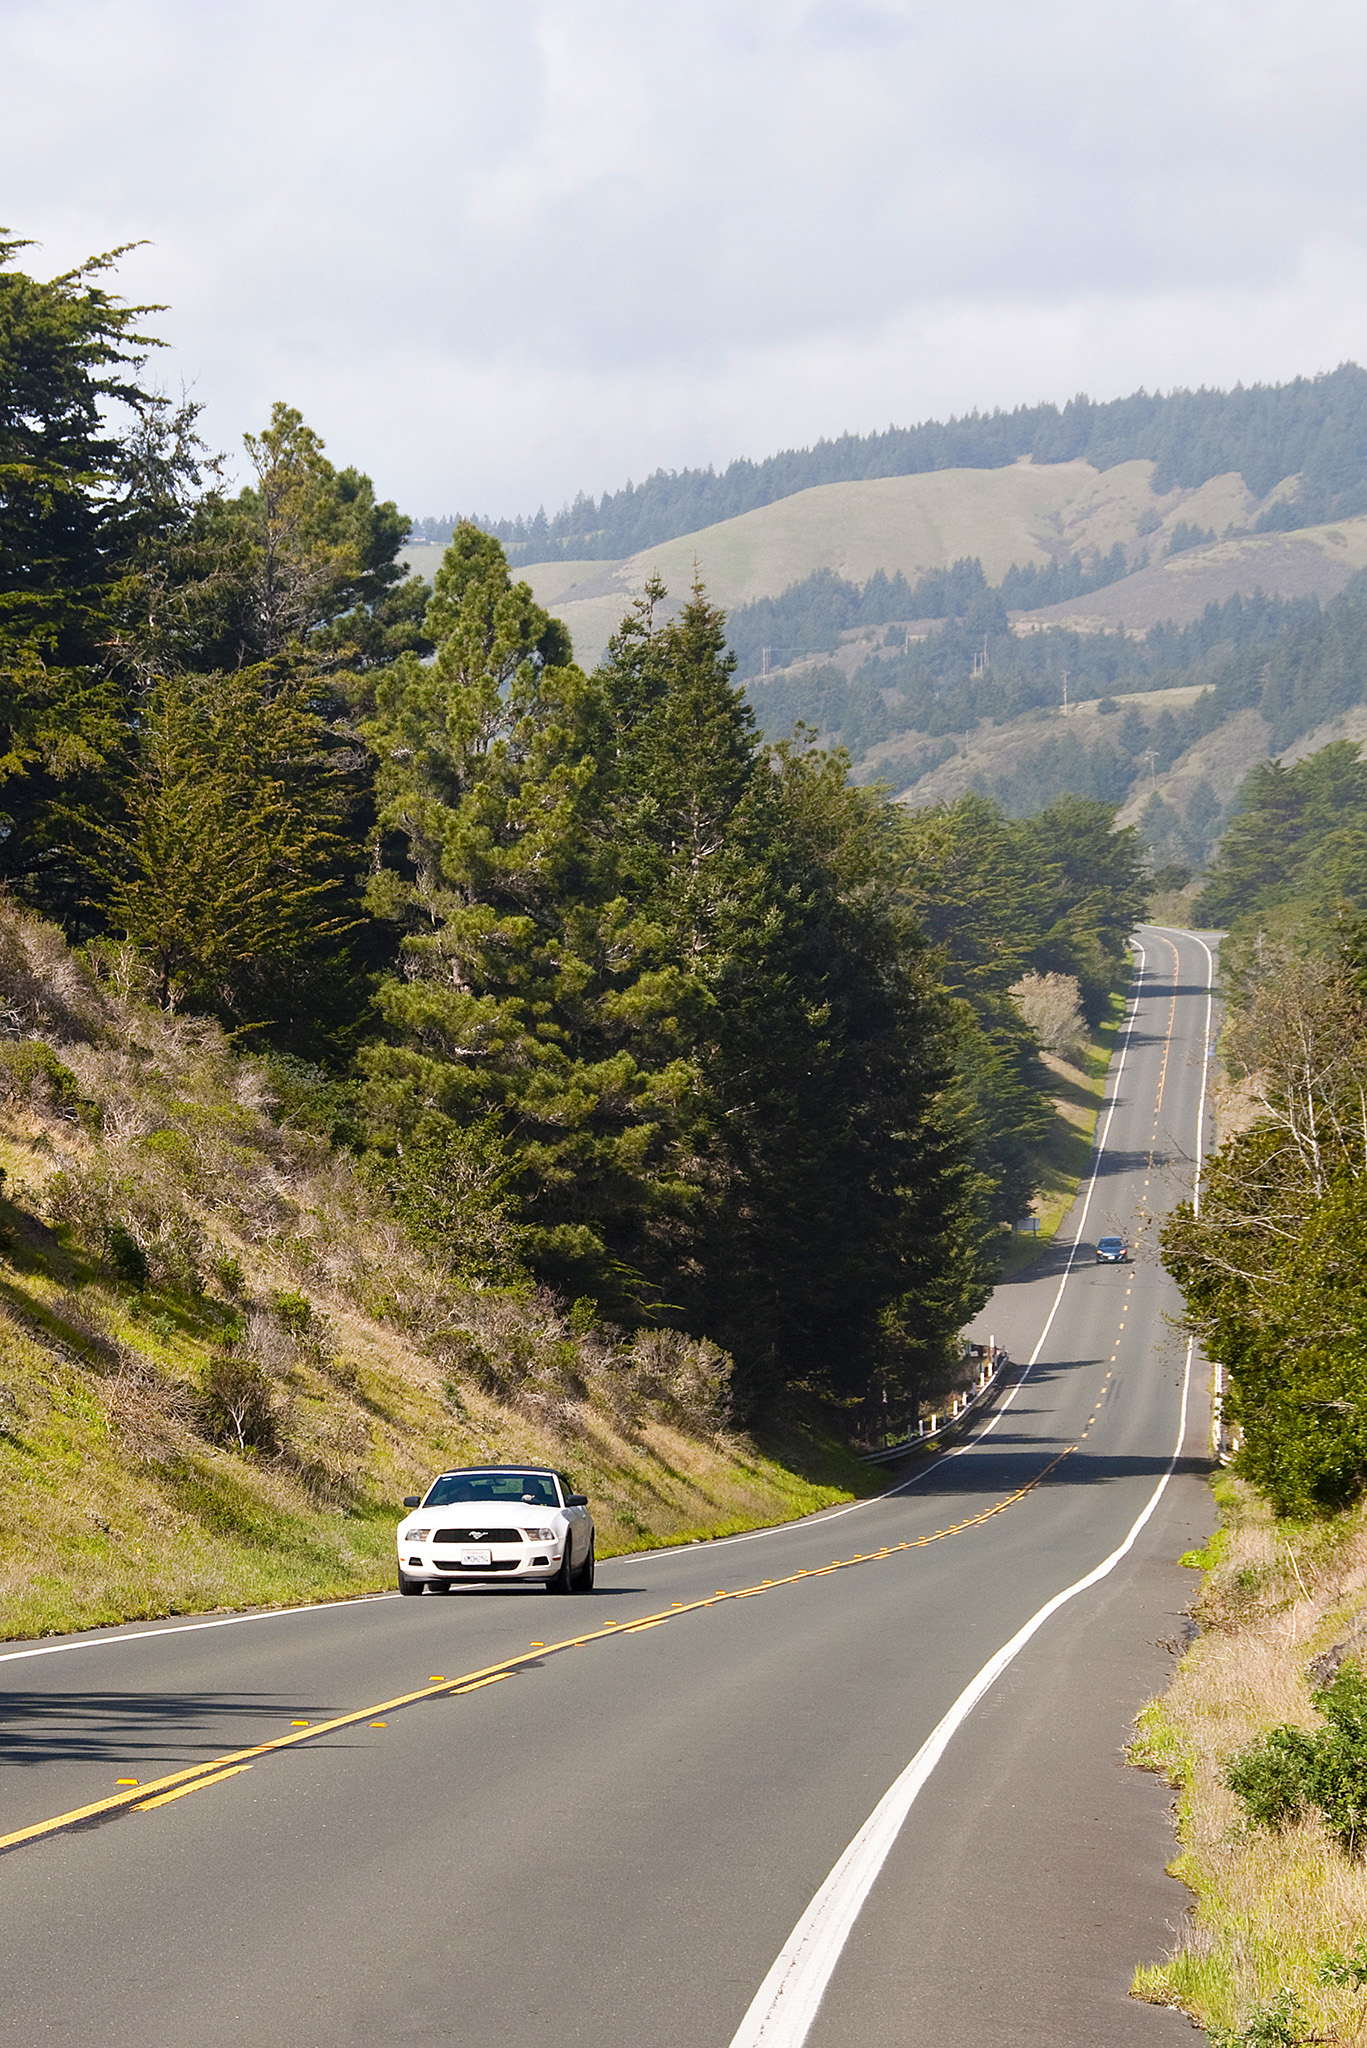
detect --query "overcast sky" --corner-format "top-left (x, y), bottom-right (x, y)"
top-left (4, 0), bottom-right (1366, 521)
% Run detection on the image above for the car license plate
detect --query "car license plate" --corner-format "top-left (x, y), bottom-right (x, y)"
top-left (460, 1547), bottom-right (493, 1567)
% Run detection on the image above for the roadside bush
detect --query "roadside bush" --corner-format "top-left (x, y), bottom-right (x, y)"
top-left (1208, 1989), bottom-right (1307, 2048)
top-left (1226, 1663), bottom-right (1367, 1854)
top-left (620, 1328), bottom-right (734, 1436)
top-left (1008, 970), bottom-right (1087, 1061)
top-left (103, 1348), bottom-right (198, 1462)
top-left (202, 1354), bottom-right (281, 1454)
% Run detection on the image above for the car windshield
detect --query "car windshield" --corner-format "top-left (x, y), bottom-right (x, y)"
top-left (1098, 1237), bottom-right (1123, 1250)
top-left (422, 1471), bottom-right (561, 1508)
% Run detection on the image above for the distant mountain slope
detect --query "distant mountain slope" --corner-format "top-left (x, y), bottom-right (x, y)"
top-left (396, 455), bottom-right (1294, 672)
top-left (417, 363), bottom-right (1367, 562)
top-left (1016, 514), bottom-right (1367, 634)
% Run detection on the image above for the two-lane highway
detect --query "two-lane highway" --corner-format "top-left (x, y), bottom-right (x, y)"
top-left (0, 928), bottom-right (1217, 2047)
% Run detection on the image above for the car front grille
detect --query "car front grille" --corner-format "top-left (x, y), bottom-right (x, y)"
top-left (434, 1559), bottom-right (520, 1573)
top-left (432, 1528), bottom-right (522, 1545)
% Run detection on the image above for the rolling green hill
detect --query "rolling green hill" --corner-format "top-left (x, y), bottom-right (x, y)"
top-left (402, 454), bottom-right (1304, 672)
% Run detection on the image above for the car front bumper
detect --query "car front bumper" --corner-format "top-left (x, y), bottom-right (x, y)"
top-left (399, 1546), bottom-right (563, 1584)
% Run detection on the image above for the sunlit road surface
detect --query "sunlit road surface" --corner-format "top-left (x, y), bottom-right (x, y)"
top-left (0, 927), bottom-right (1216, 2048)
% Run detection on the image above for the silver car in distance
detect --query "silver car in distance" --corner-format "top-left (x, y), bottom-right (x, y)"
top-left (397, 1465), bottom-right (595, 1595)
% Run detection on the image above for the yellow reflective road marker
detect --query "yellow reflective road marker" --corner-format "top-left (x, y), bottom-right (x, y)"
top-left (290, 1720), bottom-right (309, 1726)
top-left (115, 1778), bottom-right (138, 1787)
top-left (135, 1765), bottom-right (252, 1811)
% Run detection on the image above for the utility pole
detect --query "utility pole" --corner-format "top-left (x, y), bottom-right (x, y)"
top-left (1061, 667), bottom-right (1069, 715)
top-left (1146, 746), bottom-right (1157, 790)
top-left (761, 645), bottom-right (770, 678)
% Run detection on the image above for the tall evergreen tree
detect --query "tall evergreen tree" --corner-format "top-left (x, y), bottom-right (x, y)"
top-left (361, 533), bottom-right (707, 1311)
top-left (85, 666), bottom-right (360, 1040)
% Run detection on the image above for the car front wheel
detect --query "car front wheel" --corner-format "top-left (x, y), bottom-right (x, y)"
top-left (398, 1566), bottom-right (424, 1596)
top-left (549, 1541), bottom-right (575, 1594)
top-left (572, 1536), bottom-right (595, 1593)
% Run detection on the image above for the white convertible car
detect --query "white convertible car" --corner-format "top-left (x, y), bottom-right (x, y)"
top-left (397, 1465), bottom-right (596, 1595)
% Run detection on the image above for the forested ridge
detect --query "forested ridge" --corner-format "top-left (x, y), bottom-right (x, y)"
top-left (1, 236), bottom-right (1148, 1439)
top-left (414, 363), bottom-right (1367, 563)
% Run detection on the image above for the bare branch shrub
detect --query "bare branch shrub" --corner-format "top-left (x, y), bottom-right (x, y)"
top-left (1009, 970), bottom-right (1088, 1060)
top-left (46, 1162), bottom-right (207, 1293)
top-left (103, 1348), bottom-right (199, 1462)
top-left (202, 1354), bottom-right (282, 1454)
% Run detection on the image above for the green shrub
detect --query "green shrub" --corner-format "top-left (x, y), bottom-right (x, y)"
top-left (271, 1289), bottom-right (312, 1334)
top-left (1208, 1988), bottom-right (1307, 2047)
top-left (1226, 1663), bottom-right (1367, 1854)
top-left (106, 1222), bottom-right (150, 1289)
top-left (1225, 1723), bottom-right (1319, 1831)
top-left (0, 1039), bottom-right (82, 1114)
top-left (46, 1164), bottom-right (206, 1294)
top-left (213, 1250), bottom-right (245, 1296)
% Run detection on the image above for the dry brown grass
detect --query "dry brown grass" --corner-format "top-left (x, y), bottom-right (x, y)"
top-left (1131, 1474), bottom-right (1367, 2041)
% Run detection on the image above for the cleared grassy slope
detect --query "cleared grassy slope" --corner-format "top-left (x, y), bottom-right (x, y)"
top-left (507, 458), bottom-right (1288, 669)
top-left (0, 908), bottom-right (869, 1643)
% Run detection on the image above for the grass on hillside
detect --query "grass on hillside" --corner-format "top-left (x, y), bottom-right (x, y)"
top-left (1130, 1475), bottom-right (1367, 2045)
top-left (0, 903), bottom-right (874, 1644)
top-left (997, 990), bottom-right (1125, 1280)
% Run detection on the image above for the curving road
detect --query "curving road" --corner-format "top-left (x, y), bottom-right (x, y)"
top-left (0, 927), bottom-right (1217, 2048)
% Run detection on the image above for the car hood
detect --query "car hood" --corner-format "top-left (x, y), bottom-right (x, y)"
top-left (398, 1513), bottom-right (565, 1539)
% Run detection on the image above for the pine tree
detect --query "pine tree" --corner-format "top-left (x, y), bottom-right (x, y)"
top-left (88, 666), bottom-right (359, 1038)
top-left (361, 535), bottom-right (706, 1308)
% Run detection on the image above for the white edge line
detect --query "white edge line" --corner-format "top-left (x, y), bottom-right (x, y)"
top-left (0, 945), bottom-right (1161, 1667)
top-left (726, 927), bottom-right (1214, 2048)
top-left (0, 1593), bottom-right (398, 1666)
top-left (729, 1341), bottom-right (1196, 2048)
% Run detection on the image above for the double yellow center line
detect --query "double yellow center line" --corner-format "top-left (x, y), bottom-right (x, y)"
top-left (0, 1440), bottom-right (1076, 1860)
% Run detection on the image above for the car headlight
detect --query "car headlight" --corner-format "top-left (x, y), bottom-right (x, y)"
top-left (403, 1526), bottom-right (431, 1543)
top-left (522, 1526), bottom-right (556, 1541)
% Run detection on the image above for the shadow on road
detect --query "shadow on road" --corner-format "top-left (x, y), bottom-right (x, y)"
top-left (0, 1689), bottom-right (325, 1771)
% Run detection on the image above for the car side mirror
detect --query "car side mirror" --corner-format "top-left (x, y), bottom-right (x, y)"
top-left (403, 1496), bottom-right (421, 1510)
top-left (566, 1493), bottom-right (588, 1508)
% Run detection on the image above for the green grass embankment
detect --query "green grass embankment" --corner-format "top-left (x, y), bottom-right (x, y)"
top-left (998, 987), bottom-right (1126, 1280)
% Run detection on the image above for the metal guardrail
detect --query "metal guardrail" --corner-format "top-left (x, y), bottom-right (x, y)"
top-left (860, 1343), bottom-right (1011, 1465)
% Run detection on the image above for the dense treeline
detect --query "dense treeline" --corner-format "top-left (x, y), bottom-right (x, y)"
top-left (1, 237), bottom-right (1147, 1433)
top-left (746, 577), bottom-right (1367, 835)
top-left (1196, 742), bottom-right (1367, 963)
top-left (724, 547), bottom-right (1131, 678)
top-left (425, 364), bottom-right (1367, 563)
top-left (1163, 741), bottom-right (1367, 1512)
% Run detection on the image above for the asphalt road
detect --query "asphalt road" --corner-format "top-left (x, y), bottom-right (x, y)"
top-left (0, 926), bottom-right (1217, 2048)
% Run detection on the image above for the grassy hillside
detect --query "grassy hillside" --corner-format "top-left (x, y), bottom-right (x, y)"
top-left (401, 468), bottom-right (1367, 877)
top-left (1020, 512), bottom-right (1367, 635)
top-left (405, 458), bottom-right (1287, 672)
top-left (0, 903), bottom-right (868, 1643)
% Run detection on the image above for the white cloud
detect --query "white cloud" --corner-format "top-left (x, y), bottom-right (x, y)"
top-left (3, 0), bottom-right (1366, 517)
